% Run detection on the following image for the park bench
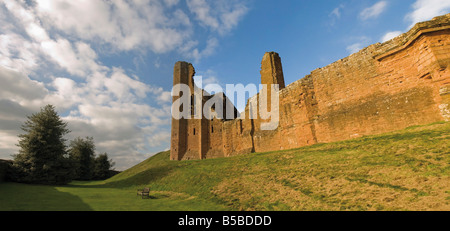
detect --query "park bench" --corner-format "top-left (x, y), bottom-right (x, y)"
top-left (137, 187), bottom-right (150, 199)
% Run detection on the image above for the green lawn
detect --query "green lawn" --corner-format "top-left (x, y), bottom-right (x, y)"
top-left (0, 181), bottom-right (228, 211)
top-left (1, 121), bottom-right (449, 211)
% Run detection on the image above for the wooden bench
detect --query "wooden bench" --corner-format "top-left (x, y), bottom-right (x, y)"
top-left (137, 187), bottom-right (150, 199)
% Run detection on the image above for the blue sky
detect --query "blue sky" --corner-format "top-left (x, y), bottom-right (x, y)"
top-left (1, 0), bottom-right (449, 170)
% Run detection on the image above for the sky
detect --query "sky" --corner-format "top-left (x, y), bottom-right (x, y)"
top-left (1, 0), bottom-right (450, 170)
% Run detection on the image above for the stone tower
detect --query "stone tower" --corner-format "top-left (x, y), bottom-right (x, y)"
top-left (260, 52), bottom-right (286, 89)
top-left (170, 61), bottom-right (195, 161)
top-left (259, 52), bottom-right (285, 115)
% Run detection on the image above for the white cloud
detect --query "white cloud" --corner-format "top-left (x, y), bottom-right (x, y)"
top-left (220, 4), bottom-right (248, 33)
top-left (187, 0), bottom-right (248, 35)
top-left (187, 0), bottom-right (219, 29)
top-left (173, 9), bottom-right (192, 26)
top-left (2, 1), bottom-right (104, 77)
top-left (0, 33), bottom-right (41, 74)
top-left (147, 130), bottom-right (171, 147)
top-left (346, 36), bottom-right (371, 54)
top-left (330, 4), bottom-right (345, 19)
top-left (329, 4), bottom-right (345, 27)
top-left (25, 22), bottom-right (50, 42)
top-left (164, 0), bottom-right (180, 7)
top-left (41, 39), bottom-right (103, 77)
top-left (157, 91), bottom-right (172, 103)
top-left (185, 37), bottom-right (219, 63)
top-left (28, 0), bottom-right (248, 59)
top-left (405, 0), bottom-right (450, 27)
top-left (381, 31), bottom-right (403, 42)
top-left (379, 0), bottom-right (450, 44)
top-left (360, 1), bottom-right (388, 20)
top-left (105, 68), bottom-right (150, 100)
top-left (2, 0), bottom-right (49, 43)
top-left (330, 7), bottom-right (342, 19)
top-left (34, 0), bottom-right (189, 53)
top-left (0, 99), bottom-right (33, 122)
top-left (346, 43), bottom-right (365, 54)
top-left (0, 66), bottom-right (48, 102)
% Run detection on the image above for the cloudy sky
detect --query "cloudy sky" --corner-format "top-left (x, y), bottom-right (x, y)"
top-left (1, 0), bottom-right (449, 170)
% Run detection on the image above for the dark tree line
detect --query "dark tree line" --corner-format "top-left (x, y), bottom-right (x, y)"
top-left (69, 136), bottom-right (115, 181)
top-left (9, 105), bottom-right (116, 185)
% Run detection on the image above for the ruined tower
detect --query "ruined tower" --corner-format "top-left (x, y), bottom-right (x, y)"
top-left (259, 52), bottom-right (285, 118)
top-left (170, 61), bottom-right (195, 161)
top-left (260, 52), bottom-right (286, 89)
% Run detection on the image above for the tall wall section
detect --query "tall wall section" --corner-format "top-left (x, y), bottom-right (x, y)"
top-left (311, 14), bottom-right (450, 143)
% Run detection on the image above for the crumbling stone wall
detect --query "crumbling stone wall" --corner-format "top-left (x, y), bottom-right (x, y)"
top-left (170, 14), bottom-right (450, 161)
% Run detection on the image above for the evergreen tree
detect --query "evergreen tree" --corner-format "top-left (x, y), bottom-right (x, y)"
top-left (93, 152), bottom-right (115, 180)
top-left (11, 105), bottom-right (73, 184)
top-left (69, 137), bottom-right (95, 180)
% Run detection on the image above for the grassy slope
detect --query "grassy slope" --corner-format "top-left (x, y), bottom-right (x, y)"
top-left (1, 122), bottom-right (449, 211)
top-left (103, 121), bottom-right (450, 211)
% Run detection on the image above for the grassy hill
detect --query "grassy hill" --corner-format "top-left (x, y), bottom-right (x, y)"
top-left (1, 121), bottom-right (449, 211)
top-left (105, 121), bottom-right (450, 211)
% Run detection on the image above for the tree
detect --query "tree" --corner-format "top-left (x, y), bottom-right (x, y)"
top-left (69, 137), bottom-right (95, 180)
top-left (11, 105), bottom-right (73, 184)
top-left (93, 152), bottom-right (115, 180)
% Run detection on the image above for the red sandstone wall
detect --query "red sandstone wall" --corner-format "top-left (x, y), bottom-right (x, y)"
top-left (222, 119), bottom-right (254, 157)
top-left (428, 30), bottom-right (450, 121)
top-left (205, 119), bottom-right (224, 158)
top-left (183, 119), bottom-right (200, 160)
top-left (312, 29), bottom-right (448, 144)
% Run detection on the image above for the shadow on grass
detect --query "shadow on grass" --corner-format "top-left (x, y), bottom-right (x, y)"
top-left (138, 193), bottom-right (170, 200)
top-left (0, 182), bottom-right (93, 211)
top-left (345, 178), bottom-right (427, 195)
top-left (69, 165), bottom-right (174, 189)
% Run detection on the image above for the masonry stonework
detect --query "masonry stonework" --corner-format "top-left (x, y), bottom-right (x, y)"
top-left (170, 14), bottom-right (450, 161)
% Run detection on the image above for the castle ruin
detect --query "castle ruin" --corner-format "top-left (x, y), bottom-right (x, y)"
top-left (170, 14), bottom-right (450, 161)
